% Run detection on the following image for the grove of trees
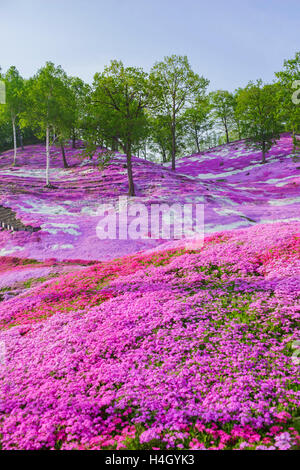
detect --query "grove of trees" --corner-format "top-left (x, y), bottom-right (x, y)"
top-left (0, 52), bottom-right (300, 194)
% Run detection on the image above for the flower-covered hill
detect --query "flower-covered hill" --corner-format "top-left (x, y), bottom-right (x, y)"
top-left (0, 221), bottom-right (299, 450)
top-left (0, 256), bottom-right (97, 302)
top-left (0, 133), bottom-right (299, 263)
top-left (0, 143), bottom-right (203, 261)
top-left (170, 133), bottom-right (300, 232)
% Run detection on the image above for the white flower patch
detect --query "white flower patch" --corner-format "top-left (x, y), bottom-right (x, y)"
top-left (79, 168), bottom-right (95, 174)
top-left (265, 175), bottom-right (299, 187)
top-left (0, 246), bottom-right (24, 256)
top-left (227, 149), bottom-right (254, 159)
top-left (214, 208), bottom-right (246, 217)
top-left (201, 165), bottom-right (257, 179)
top-left (269, 197), bottom-right (300, 206)
top-left (81, 207), bottom-right (100, 216)
top-left (259, 217), bottom-right (300, 224)
top-left (183, 196), bottom-right (205, 203)
top-left (186, 157), bottom-right (201, 162)
top-left (17, 201), bottom-right (77, 216)
top-left (205, 220), bottom-right (250, 233)
top-left (216, 196), bottom-right (238, 206)
top-left (41, 223), bottom-right (81, 236)
top-left (230, 186), bottom-right (260, 191)
top-left (50, 244), bottom-right (74, 250)
top-left (0, 168), bottom-right (67, 178)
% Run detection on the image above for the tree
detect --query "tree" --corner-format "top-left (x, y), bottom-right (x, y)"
top-left (0, 68), bottom-right (5, 104)
top-left (52, 77), bottom-right (87, 169)
top-left (182, 96), bottom-right (212, 153)
top-left (148, 113), bottom-right (187, 163)
top-left (231, 88), bottom-right (244, 140)
top-left (236, 80), bottom-right (282, 163)
top-left (0, 109), bottom-right (10, 153)
top-left (275, 51), bottom-right (300, 150)
top-left (148, 115), bottom-right (172, 163)
top-left (90, 60), bottom-right (150, 196)
top-left (210, 90), bottom-right (235, 144)
top-left (149, 55), bottom-right (209, 170)
top-left (3, 67), bottom-right (25, 165)
top-left (20, 62), bottom-right (71, 186)
top-left (67, 76), bottom-right (90, 149)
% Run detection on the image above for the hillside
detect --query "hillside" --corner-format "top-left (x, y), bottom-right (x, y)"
top-left (170, 133), bottom-right (300, 231)
top-left (0, 134), bottom-right (299, 263)
top-left (0, 136), bottom-right (299, 450)
top-left (0, 222), bottom-right (299, 450)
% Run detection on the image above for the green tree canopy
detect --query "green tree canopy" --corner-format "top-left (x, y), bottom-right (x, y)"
top-left (3, 66), bottom-right (25, 165)
top-left (210, 90), bottom-right (235, 144)
top-left (20, 62), bottom-right (72, 186)
top-left (236, 80), bottom-right (282, 163)
top-left (275, 51), bottom-right (300, 150)
top-left (67, 76), bottom-right (90, 149)
top-left (149, 55), bottom-right (209, 170)
top-left (90, 60), bottom-right (150, 196)
top-left (182, 96), bottom-right (213, 153)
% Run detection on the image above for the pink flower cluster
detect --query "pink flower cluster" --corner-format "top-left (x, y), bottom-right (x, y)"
top-left (0, 221), bottom-right (299, 450)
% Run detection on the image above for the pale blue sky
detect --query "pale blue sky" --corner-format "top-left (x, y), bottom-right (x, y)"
top-left (1, 0), bottom-right (299, 90)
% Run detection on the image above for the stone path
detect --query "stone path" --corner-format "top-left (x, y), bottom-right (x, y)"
top-left (0, 205), bottom-right (40, 232)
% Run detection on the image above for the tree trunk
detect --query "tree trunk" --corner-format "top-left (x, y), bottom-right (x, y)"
top-left (12, 117), bottom-right (17, 166)
top-left (171, 121), bottom-right (176, 170)
top-left (262, 141), bottom-right (266, 164)
top-left (126, 143), bottom-right (135, 196)
top-left (20, 130), bottom-right (24, 150)
top-left (292, 128), bottom-right (296, 152)
top-left (112, 137), bottom-right (119, 151)
top-left (162, 148), bottom-right (167, 163)
top-left (61, 142), bottom-right (69, 168)
top-left (46, 127), bottom-right (51, 186)
top-left (72, 130), bottom-right (76, 149)
top-left (224, 122), bottom-right (229, 144)
top-left (195, 129), bottom-right (200, 153)
top-left (237, 122), bottom-right (241, 140)
top-left (17, 125), bottom-right (24, 150)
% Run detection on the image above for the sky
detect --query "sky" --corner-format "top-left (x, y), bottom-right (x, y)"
top-left (0, 0), bottom-right (299, 91)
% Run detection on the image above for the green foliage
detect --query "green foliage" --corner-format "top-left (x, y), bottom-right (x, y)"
top-left (3, 67), bottom-right (25, 119)
top-left (2, 51), bottom-right (300, 170)
top-left (148, 114), bottom-right (172, 162)
top-left (88, 60), bottom-right (151, 195)
top-left (210, 90), bottom-right (235, 144)
top-left (292, 134), bottom-right (300, 154)
top-left (0, 111), bottom-right (13, 152)
top-left (66, 76), bottom-right (90, 146)
top-left (236, 80), bottom-right (282, 163)
top-left (0, 68), bottom-right (5, 105)
top-left (0, 66), bottom-right (25, 163)
top-left (275, 51), bottom-right (300, 146)
top-left (20, 62), bottom-right (71, 140)
top-left (182, 96), bottom-right (213, 153)
top-left (149, 55), bottom-right (209, 169)
top-left (81, 145), bottom-right (115, 170)
top-left (92, 61), bottom-right (149, 148)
